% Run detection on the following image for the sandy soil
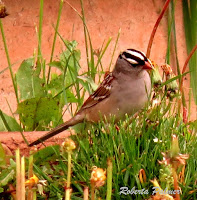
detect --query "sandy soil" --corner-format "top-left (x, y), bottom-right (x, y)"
top-left (0, 131), bottom-right (71, 156)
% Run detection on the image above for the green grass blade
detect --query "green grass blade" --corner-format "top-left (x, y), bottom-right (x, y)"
top-left (47, 0), bottom-right (64, 84)
top-left (37, 0), bottom-right (44, 64)
top-left (109, 28), bottom-right (121, 71)
top-left (0, 109), bottom-right (11, 131)
top-left (0, 19), bottom-right (19, 103)
top-left (182, 0), bottom-right (197, 104)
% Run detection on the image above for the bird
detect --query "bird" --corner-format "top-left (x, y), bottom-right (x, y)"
top-left (28, 49), bottom-right (153, 147)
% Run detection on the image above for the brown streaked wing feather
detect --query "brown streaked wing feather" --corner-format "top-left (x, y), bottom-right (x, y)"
top-left (80, 73), bottom-right (114, 110)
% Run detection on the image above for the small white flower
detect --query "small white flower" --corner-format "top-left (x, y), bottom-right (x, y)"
top-left (153, 138), bottom-right (162, 143)
top-left (152, 99), bottom-right (160, 107)
top-left (39, 180), bottom-right (47, 186)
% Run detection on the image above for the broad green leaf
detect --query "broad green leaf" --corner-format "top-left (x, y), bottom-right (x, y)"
top-left (17, 97), bottom-right (63, 131)
top-left (48, 74), bottom-right (78, 104)
top-left (48, 74), bottom-right (64, 95)
top-left (60, 41), bottom-right (81, 85)
top-left (48, 61), bottom-right (63, 71)
top-left (77, 75), bottom-right (98, 91)
top-left (0, 111), bottom-right (21, 131)
top-left (60, 41), bottom-right (80, 69)
top-left (33, 145), bottom-right (60, 164)
top-left (0, 169), bottom-right (15, 187)
top-left (16, 58), bottom-right (46, 100)
top-left (61, 49), bottom-right (81, 71)
top-left (63, 89), bottom-right (78, 103)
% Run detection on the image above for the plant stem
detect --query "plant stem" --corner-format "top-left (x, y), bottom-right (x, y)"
top-left (65, 152), bottom-right (72, 200)
top-left (109, 29), bottom-right (121, 71)
top-left (37, 0), bottom-right (44, 64)
top-left (146, 0), bottom-right (171, 58)
top-left (47, 0), bottom-right (64, 84)
top-left (16, 149), bottom-right (21, 200)
top-left (90, 182), bottom-right (95, 200)
top-left (21, 156), bottom-right (26, 200)
top-left (172, 168), bottom-right (180, 200)
top-left (80, 0), bottom-right (90, 74)
top-left (180, 44), bottom-right (197, 122)
top-left (180, 44), bottom-right (197, 90)
top-left (0, 109), bottom-right (11, 131)
top-left (27, 155), bottom-right (34, 200)
top-left (106, 158), bottom-right (113, 200)
top-left (83, 186), bottom-right (89, 200)
top-left (0, 19), bottom-right (19, 103)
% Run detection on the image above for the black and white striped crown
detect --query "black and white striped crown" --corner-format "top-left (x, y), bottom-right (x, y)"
top-left (120, 49), bottom-right (148, 66)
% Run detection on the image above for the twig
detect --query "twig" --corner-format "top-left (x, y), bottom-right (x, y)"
top-left (180, 44), bottom-right (197, 91)
top-left (146, 0), bottom-right (171, 58)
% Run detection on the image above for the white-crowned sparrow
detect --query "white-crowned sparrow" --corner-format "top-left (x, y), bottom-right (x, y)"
top-left (29, 49), bottom-right (153, 146)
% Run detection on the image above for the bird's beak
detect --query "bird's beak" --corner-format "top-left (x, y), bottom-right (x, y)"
top-left (143, 59), bottom-right (154, 70)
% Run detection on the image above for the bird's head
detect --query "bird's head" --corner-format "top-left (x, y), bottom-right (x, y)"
top-left (115, 49), bottom-right (154, 74)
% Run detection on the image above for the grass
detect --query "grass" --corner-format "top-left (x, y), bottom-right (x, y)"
top-left (0, 0), bottom-right (197, 199)
top-left (182, 0), bottom-right (197, 106)
top-left (8, 105), bottom-right (195, 199)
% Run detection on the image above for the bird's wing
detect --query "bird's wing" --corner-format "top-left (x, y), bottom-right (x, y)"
top-left (80, 73), bottom-right (114, 110)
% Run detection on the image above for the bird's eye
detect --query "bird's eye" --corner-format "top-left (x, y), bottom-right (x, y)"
top-left (119, 54), bottom-right (123, 59)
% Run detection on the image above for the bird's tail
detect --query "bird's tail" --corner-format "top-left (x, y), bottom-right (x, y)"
top-left (28, 115), bottom-right (84, 147)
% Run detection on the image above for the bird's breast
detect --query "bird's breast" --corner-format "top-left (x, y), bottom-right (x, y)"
top-left (113, 71), bottom-right (151, 116)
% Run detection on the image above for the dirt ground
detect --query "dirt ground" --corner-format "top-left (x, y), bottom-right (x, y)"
top-left (0, 0), bottom-right (195, 155)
